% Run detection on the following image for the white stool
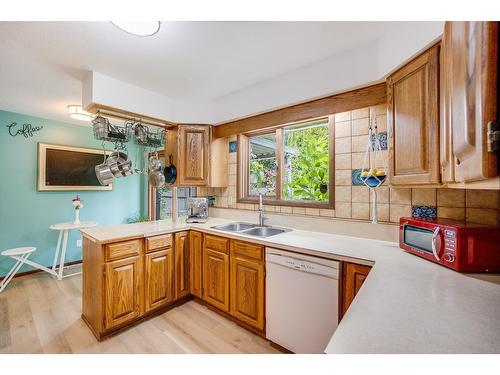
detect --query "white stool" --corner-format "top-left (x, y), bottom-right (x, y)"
top-left (0, 247), bottom-right (37, 293)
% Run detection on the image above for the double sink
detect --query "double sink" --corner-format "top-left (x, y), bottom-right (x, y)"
top-left (211, 222), bottom-right (292, 237)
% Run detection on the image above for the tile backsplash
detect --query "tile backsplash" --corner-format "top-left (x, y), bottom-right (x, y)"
top-left (199, 105), bottom-right (500, 226)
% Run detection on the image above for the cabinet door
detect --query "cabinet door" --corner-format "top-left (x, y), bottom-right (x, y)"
top-left (189, 231), bottom-right (203, 298)
top-left (203, 247), bottom-right (230, 312)
top-left (104, 256), bottom-right (142, 330)
top-left (447, 22), bottom-right (498, 182)
top-left (341, 262), bottom-right (371, 319)
top-left (387, 44), bottom-right (440, 185)
top-left (230, 255), bottom-right (265, 331)
top-left (174, 231), bottom-right (190, 300)
top-left (178, 125), bottom-right (210, 186)
top-left (145, 249), bottom-right (174, 313)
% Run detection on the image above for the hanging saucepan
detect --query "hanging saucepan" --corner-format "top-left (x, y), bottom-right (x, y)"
top-left (107, 151), bottom-right (132, 178)
top-left (148, 152), bottom-right (161, 172)
top-left (148, 155), bottom-right (165, 188)
top-left (163, 154), bottom-right (177, 185)
top-left (95, 148), bottom-right (114, 185)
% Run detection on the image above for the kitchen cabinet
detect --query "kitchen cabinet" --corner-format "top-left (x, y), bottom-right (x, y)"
top-left (145, 248), bottom-right (174, 312)
top-left (164, 125), bottom-right (227, 187)
top-left (340, 262), bottom-right (371, 319)
top-left (202, 235), bottom-right (230, 312)
top-left (440, 21), bottom-right (499, 185)
top-left (230, 240), bottom-right (265, 331)
top-left (189, 230), bottom-right (203, 298)
top-left (387, 44), bottom-right (441, 185)
top-left (104, 255), bottom-right (143, 330)
top-left (174, 231), bottom-right (190, 300)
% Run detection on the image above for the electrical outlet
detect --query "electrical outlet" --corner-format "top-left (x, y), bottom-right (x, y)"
top-left (76, 239), bottom-right (82, 247)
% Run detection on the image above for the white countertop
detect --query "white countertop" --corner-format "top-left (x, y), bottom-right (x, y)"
top-left (80, 218), bottom-right (500, 354)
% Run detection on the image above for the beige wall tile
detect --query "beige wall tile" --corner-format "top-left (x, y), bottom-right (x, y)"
top-left (228, 163), bottom-right (237, 176)
top-left (373, 203), bottom-right (390, 222)
top-left (352, 152), bottom-right (367, 169)
top-left (264, 205), bottom-right (277, 212)
top-left (373, 150), bottom-right (388, 169)
top-left (390, 204), bottom-right (411, 222)
top-left (371, 104), bottom-right (387, 116)
top-left (437, 188), bottom-right (465, 207)
top-left (352, 108), bottom-right (369, 119)
top-left (411, 188), bottom-right (437, 206)
top-left (335, 111), bottom-right (351, 122)
top-left (215, 196), bottom-right (228, 208)
top-left (306, 207), bottom-right (320, 216)
top-left (466, 190), bottom-right (499, 209)
top-left (292, 207), bottom-right (306, 215)
top-left (280, 206), bottom-right (293, 214)
top-left (351, 186), bottom-right (370, 203)
top-left (390, 188), bottom-right (412, 205)
top-left (335, 186), bottom-right (352, 202)
top-left (335, 121), bottom-right (351, 138)
top-left (228, 135), bottom-right (237, 142)
top-left (351, 135), bottom-right (368, 153)
top-left (351, 118), bottom-right (369, 136)
top-left (335, 153), bottom-right (351, 170)
top-left (320, 209), bottom-right (335, 217)
top-left (438, 207), bottom-right (465, 221)
top-left (334, 202), bottom-right (351, 218)
top-left (335, 137), bottom-right (351, 154)
top-left (466, 208), bottom-right (498, 225)
top-left (376, 186), bottom-right (389, 203)
top-left (335, 170), bottom-right (352, 186)
top-left (352, 203), bottom-right (370, 220)
top-left (236, 203), bottom-right (246, 210)
top-left (228, 152), bottom-right (237, 164)
top-left (228, 174), bottom-right (237, 186)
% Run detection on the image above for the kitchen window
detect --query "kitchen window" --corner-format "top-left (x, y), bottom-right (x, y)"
top-left (238, 116), bottom-right (334, 208)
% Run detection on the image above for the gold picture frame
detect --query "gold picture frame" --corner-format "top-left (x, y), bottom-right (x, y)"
top-left (37, 142), bottom-right (113, 191)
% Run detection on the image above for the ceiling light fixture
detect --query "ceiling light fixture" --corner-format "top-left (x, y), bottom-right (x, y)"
top-left (110, 21), bottom-right (161, 37)
top-left (67, 105), bottom-right (92, 122)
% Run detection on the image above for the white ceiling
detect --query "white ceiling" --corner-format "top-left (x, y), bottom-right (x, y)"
top-left (0, 21), bottom-right (442, 125)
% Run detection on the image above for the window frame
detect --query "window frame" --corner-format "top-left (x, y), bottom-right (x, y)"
top-left (237, 115), bottom-right (335, 209)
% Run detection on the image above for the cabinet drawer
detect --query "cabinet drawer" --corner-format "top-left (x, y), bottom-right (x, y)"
top-left (105, 239), bottom-right (141, 261)
top-left (204, 234), bottom-right (229, 254)
top-left (145, 234), bottom-right (173, 253)
top-left (231, 240), bottom-right (264, 261)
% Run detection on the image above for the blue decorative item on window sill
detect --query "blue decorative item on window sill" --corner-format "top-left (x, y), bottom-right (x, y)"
top-left (229, 141), bottom-right (237, 153)
top-left (412, 206), bottom-right (437, 220)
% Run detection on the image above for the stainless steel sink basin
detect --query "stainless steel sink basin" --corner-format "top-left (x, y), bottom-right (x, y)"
top-left (211, 222), bottom-right (258, 232)
top-left (242, 226), bottom-right (290, 237)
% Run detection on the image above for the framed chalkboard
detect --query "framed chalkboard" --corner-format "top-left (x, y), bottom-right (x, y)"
top-left (38, 142), bottom-right (113, 191)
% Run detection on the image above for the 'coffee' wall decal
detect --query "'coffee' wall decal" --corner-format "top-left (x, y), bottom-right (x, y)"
top-left (6, 122), bottom-right (44, 138)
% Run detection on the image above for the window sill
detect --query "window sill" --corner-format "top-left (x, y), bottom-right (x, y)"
top-left (237, 197), bottom-right (334, 210)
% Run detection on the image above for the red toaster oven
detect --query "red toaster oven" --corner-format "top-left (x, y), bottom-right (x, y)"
top-left (399, 217), bottom-right (500, 272)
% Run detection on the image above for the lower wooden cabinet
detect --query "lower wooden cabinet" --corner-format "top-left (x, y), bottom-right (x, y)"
top-left (174, 231), bottom-right (190, 300)
top-left (104, 255), bottom-right (143, 330)
top-left (341, 262), bottom-right (371, 319)
top-left (230, 240), bottom-right (265, 331)
top-left (203, 235), bottom-right (230, 312)
top-left (144, 248), bottom-right (174, 313)
top-left (189, 231), bottom-right (203, 298)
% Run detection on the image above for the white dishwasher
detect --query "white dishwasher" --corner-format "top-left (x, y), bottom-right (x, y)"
top-left (266, 248), bottom-right (339, 354)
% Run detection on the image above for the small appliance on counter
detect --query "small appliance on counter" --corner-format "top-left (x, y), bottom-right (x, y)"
top-left (400, 217), bottom-right (500, 272)
top-left (186, 197), bottom-right (208, 223)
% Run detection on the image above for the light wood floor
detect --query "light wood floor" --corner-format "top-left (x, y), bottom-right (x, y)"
top-left (0, 268), bottom-right (279, 354)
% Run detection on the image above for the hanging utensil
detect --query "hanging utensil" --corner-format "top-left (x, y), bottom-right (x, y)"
top-left (95, 146), bottom-right (114, 185)
top-left (148, 152), bottom-right (161, 171)
top-left (163, 153), bottom-right (177, 185)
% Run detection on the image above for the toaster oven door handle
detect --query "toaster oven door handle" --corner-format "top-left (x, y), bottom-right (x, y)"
top-left (431, 227), bottom-right (441, 261)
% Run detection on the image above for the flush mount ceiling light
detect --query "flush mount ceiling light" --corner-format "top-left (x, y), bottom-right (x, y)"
top-left (110, 21), bottom-right (161, 37)
top-left (67, 105), bottom-right (92, 122)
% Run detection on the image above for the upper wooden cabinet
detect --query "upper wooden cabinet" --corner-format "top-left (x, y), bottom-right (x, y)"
top-left (387, 44), bottom-right (441, 185)
top-left (174, 231), bottom-right (190, 300)
top-left (441, 21), bottom-right (499, 184)
top-left (164, 125), bottom-right (228, 187)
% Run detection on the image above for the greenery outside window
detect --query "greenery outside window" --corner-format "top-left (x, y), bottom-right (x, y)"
top-left (238, 116), bottom-right (334, 208)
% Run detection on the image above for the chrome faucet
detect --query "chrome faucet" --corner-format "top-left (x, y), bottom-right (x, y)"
top-left (258, 192), bottom-right (266, 227)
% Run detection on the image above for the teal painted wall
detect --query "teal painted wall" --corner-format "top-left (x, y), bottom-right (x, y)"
top-left (0, 110), bottom-right (147, 277)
